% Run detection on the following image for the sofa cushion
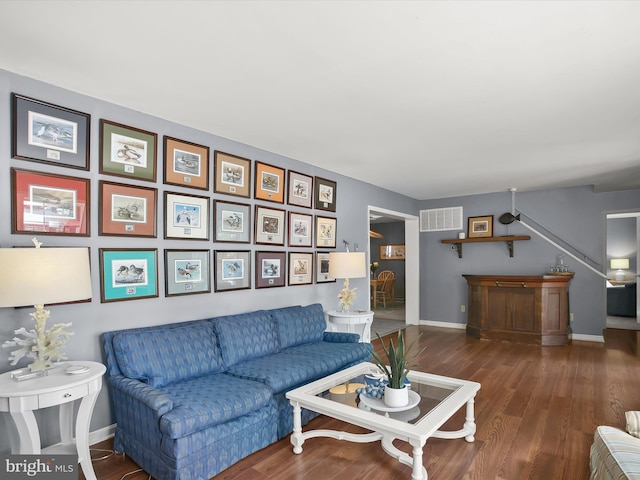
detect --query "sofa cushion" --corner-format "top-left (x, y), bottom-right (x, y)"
top-left (272, 303), bottom-right (326, 348)
top-left (225, 352), bottom-right (329, 394)
top-left (213, 310), bottom-right (280, 366)
top-left (283, 341), bottom-right (373, 371)
top-left (113, 322), bottom-right (224, 387)
top-left (158, 372), bottom-right (273, 439)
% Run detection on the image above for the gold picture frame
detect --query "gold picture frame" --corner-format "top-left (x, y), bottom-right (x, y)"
top-left (379, 244), bottom-right (405, 260)
top-left (468, 215), bottom-right (493, 238)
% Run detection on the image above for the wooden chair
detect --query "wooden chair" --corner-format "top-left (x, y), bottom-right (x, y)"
top-left (373, 270), bottom-right (395, 309)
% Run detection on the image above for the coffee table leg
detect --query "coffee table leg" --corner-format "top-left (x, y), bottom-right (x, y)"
top-left (411, 443), bottom-right (427, 480)
top-left (464, 397), bottom-right (476, 442)
top-left (290, 401), bottom-right (304, 454)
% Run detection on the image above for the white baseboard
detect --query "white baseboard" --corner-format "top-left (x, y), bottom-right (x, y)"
top-left (89, 423), bottom-right (116, 446)
top-left (418, 320), bottom-right (606, 343)
top-left (420, 319), bottom-right (467, 330)
top-left (571, 333), bottom-right (605, 343)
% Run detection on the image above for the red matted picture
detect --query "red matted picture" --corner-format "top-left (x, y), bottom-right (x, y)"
top-left (99, 180), bottom-right (157, 237)
top-left (11, 168), bottom-right (90, 236)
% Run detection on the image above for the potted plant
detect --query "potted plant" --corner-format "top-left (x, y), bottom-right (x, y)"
top-left (371, 330), bottom-right (419, 407)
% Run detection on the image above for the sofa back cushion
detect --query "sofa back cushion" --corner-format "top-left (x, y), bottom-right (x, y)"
top-left (213, 310), bottom-right (280, 366)
top-left (272, 303), bottom-right (326, 348)
top-left (112, 321), bottom-right (224, 387)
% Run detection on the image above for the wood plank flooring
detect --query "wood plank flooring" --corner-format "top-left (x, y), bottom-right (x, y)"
top-left (83, 326), bottom-right (640, 480)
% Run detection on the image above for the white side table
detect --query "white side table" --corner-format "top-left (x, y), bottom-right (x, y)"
top-left (0, 360), bottom-right (106, 480)
top-left (326, 310), bottom-right (374, 343)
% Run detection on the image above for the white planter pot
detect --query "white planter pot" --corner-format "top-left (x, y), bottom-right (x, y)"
top-left (384, 385), bottom-right (409, 407)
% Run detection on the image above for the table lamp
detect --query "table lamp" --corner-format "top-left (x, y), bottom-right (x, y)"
top-left (328, 250), bottom-right (367, 312)
top-left (0, 238), bottom-right (92, 378)
top-left (611, 258), bottom-right (629, 282)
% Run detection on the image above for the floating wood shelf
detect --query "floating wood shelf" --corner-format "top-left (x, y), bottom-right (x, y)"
top-left (441, 235), bottom-right (531, 258)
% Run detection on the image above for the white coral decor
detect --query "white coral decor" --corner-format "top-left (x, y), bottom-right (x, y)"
top-left (337, 284), bottom-right (357, 311)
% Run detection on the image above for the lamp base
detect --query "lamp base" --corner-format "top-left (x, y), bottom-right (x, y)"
top-left (10, 368), bottom-right (49, 382)
top-left (615, 269), bottom-right (626, 281)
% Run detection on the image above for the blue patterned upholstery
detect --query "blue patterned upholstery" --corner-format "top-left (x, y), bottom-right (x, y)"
top-left (112, 322), bottom-right (224, 387)
top-left (102, 303), bottom-right (372, 480)
top-left (272, 303), bottom-right (326, 348)
top-left (213, 310), bottom-right (280, 366)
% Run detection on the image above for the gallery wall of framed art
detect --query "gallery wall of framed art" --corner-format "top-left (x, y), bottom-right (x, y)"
top-left (6, 89), bottom-right (342, 302)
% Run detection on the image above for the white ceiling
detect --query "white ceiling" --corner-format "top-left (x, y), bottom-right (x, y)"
top-left (1, 1), bottom-right (639, 200)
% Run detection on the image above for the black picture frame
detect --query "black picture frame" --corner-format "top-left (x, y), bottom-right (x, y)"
top-left (12, 93), bottom-right (91, 170)
top-left (255, 250), bottom-right (287, 288)
top-left (314, 176), bottom-right (337, 212)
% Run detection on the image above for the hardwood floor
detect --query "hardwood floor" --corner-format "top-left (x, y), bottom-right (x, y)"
top-left (83, 326), bottom-right (640, 480)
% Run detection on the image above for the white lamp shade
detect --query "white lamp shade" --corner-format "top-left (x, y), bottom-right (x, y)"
top-left (328, 252), bottom-right (367, 279)
top-left (611, 258), bottom-right (630, 270)
top-left (0, 247), bottom-right (92, 307)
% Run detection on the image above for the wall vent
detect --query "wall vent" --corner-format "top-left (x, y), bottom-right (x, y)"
top-left (420, 206), bottom-right (463, 232)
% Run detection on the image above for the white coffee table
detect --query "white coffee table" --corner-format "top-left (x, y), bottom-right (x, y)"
top-left (286, 362), bottom-right (480, 480)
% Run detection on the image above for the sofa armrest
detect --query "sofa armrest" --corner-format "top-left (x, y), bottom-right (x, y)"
top-left (108, 375), bottom-right (174, 416)
top-left (323, 331), bottom-right (360, 343)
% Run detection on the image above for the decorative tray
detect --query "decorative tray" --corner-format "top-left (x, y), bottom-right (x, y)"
top-left (359, 389), bottom-right (420, 413)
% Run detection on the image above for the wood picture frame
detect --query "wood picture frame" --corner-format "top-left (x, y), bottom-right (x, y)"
top-left (255, 205), bottom-right (286, 245)
top-left (214, 200), bottom-right (251, 243)
top-left (214, 151), bottom-right (251, 198)
top-left (288, 252), bottom-right (313, 286)
top-left (100, 119), bottom-right (157, 182)
top-left (11, 93), bottom-right (90, 170)
top-left (214, 250), bottom-right (251, 292)
top-left (379, 244), bottom-right (406, 260)
top-left (164, 191), bottom-right (210, 240)
top-left (99, 181), bottom-right (157, 237)
top-left (288, 211), bottom-right (313, 247)
top-left (99, 248), bottom-right (158, 303)
top-left (255, 250), bottom-right (286, 288)
top-left (163, 136), bottom-right (210, 190)
top-left (287, 170), bottom-right (313, 208)
top-left (314, 176), bottom-right (337, 212)
top-left (315, 251), bottom-right (335, 283)
top-left (468, 215), bottom-right (493, 238)
top-left (254, 161), bottom-right (285, 203)
top-left (164, 249), bottom-right (211, 296)
top-left (315, 215), bottom-right (337, 248)
top-left (11, 168), bottom-right (90, 236)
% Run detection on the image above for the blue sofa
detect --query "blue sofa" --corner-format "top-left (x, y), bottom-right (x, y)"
top-left (102, 303), bottom-right (372, 480)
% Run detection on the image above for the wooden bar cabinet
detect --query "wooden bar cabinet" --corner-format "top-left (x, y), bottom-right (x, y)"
top-left (463, 274), bottom-right (573, 346)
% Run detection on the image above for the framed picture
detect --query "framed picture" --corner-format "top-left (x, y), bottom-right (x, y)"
top-left (100, 119), bottom-right (157, 182)
top-left (214, 250), bottom-right (251, 292)
top-left (316, 252), bottom-right (335, 283)
top-left (289, 211), bottom-right (313, 247)
top-left (288, 252), bottom-right (313, 286)
top-left (12, 93), bottom-right (90, 170)
top-left (468, 215), bottom-right (493, 238)
top-left (164, 192), bottom-right (210, 240)
top-left (214, 200), bottom-right (251, 243)
top-left (164, 249), bottom-right (211, 296)
top-left (255, 206), bottom-right (286, 245)
top-left (163, 136), bottom-right (210, 190)
top-left (254, 161), bottom-right (285, 203)
top-left (379, 244), bottom-right (406, 260)
top-left (287, 170), bottom-right (313, 208)
top-left (214, 151), bottom-right (251, 198)
top-left (99, 248), bottom-right (158, 303)
top-left (99, 181), bottom-right (157, 237)
top-left (314, 176), bottom-right (337, 212)
top-left (11, 168), bottom-right (90, 236)
top-left (255, 250), bottom-right (286, 288)
top-left (315, 215), bottom-right (337, 248)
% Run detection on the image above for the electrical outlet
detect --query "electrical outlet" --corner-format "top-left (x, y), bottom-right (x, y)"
top-left (569, 313), bottom-right (574, 322)
top-left (461, 305), bottom-right (466, 313)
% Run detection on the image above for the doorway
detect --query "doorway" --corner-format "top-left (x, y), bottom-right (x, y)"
top-left (605, 212), bottom-right (639, 330)
top-left (368, 206), bottom-right (419, 336)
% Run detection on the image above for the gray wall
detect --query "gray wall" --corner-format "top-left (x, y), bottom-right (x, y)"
top-left (0, 69), bottom-right (418, 450)
top-left (419, 187), bottom-right (640, 332)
